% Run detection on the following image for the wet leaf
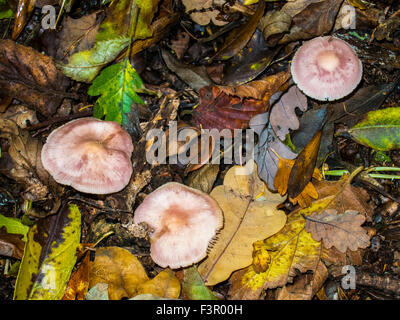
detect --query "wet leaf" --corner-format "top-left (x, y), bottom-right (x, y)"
top-left (305, 209), bottom-right (371, 253)
top-left (14, 203), bottom-right (81, 300)
top-left (344, 107), bottom-right (400, 151)
top-left (12, 0), bottom-right (35, 39)
top-left (211, 0), bottom-right (265, 61)
top-left (198, 160), bottom-right (287, 286)
top-left (0, 40), bottom-right (70, 116)
top-left (89, 247), bottom-right (181, 300)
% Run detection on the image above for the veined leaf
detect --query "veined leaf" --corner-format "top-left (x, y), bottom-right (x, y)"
top-left (88, 59), bottom-right (145, 124)
top-left (345, 107), bottom-right (400, 151)
top-left (14, 204), bottom-right (81, 300)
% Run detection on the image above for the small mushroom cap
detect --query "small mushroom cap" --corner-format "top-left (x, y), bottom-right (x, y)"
top-left (41, 117), bottom-right (133, 194)
top-left (291, 36), bottom-right (362, 101)
top-left (133, 182), bottom-right (223, 269)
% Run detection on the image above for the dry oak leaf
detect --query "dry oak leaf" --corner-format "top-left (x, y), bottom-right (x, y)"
top-left (0, 40), bottom-right (70, 116)
top-left (89, 247), bottom-right (180, 300)
top-left (228, 207), bottom-right (322, 300)
top-left (228, 169), bottom-right (370, 299)
top-left (198, 160), bottom-right (287, 286)
top-left (305, 209), bottom-right (371, 253)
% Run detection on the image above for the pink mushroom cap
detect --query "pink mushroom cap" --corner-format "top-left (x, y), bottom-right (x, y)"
top-left (41, 117), bottom-right (133, 194)
top-left (291, 36), bottom-right (362, 101)
top-left (133, 182), bottom-right (223, 269)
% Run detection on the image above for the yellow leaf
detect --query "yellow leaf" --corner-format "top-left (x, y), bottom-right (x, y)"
top-left (89, 247), bottom-right (180, 300)
top-left (198, 160), bottom-right (287, 286)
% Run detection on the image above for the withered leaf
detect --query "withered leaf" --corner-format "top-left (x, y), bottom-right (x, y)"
top-left (270, 85), bottom-right (308, 141)
top-left (182, 0), bottom-right (228, 26)
top-left (250, 114), bottom-right (297, 190)
top-left (288, 130), bottom-right (322, 200)
top-left (193, 72), bottom-right (290, 131)
top-left (169, 31), bottom-right (190, 60)
top-left (0, 119), bottom-right (62, 201)
top-left (161, 49), bottom-right (212, 93)
top-left (211, 0), bottom-right (265, 61)
top-left (305, 209), bottom-right (371, 253)
top-left (0, 40), bottom-right (70, 116)
top-left (0, 226), bottom-right (25, 259)
top-left (54, 13), bottom-right (103, 61)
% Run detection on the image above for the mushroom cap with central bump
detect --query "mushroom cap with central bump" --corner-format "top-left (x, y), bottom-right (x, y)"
top-left (291, 36), bottom-right (363, 101)
top-left (133, 182), bottom-right (224, 269)
top-left (41, 117), bottom-right (133, 194)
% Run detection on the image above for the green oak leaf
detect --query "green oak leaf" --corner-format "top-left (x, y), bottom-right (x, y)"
top-left (88, 59), bottom-right (145, 124)
top-left (14, 204), bottom-right (81, 300)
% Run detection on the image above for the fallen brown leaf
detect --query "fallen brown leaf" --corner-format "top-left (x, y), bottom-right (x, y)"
top-left (0, 40), bottom-right (71, 116)
top-left (305, 209), bottom-right (371, 253)
top-left (0, 226), bottom-right (25, 259)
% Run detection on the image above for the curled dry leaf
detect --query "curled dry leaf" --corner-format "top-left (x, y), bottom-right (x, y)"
top-left (89, 247), bottom-right (180, 300)
top-left (0, 119), bottom-right (62, 201)
top-left (0, 40), bottom-right (70, 116)
top-left (0, 104), bottom-right (38, 129)
top-left (169, 31), bottom-right (190, 60)
top-left (198, 160), bottom-right (287, 286)
top-left (305, 209), bottom-right (371, 253)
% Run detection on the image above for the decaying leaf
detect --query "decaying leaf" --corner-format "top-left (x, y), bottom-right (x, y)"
top-left (198, 160), bottom-right (287, 286)
top-left (270, 85), bottom-right (308, 141)
top-left (260, 0), bottom-right (343, 46)
top-left (305, 209), bottom-right (371, 253)
top-left (0, 226), bottom-right (25, 259)
top-left (14, 204), bottom-right (81, 300)
top-left (193, 71), bottom-right (290, 131)
top-left (89, 247), bottom-right (180, 300)
top-left (0, 119), bottom-right (63, 201)
top-left (187, 164), bottom-right (219, 194)
top-left (161, 49), bottom-right (212, 93)
top-left (0, 40), bottom-right (70, 116)
top-left (250, 114), bottom-right (297, 190)
top-left (169, 31), bottom-right (190, 60)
